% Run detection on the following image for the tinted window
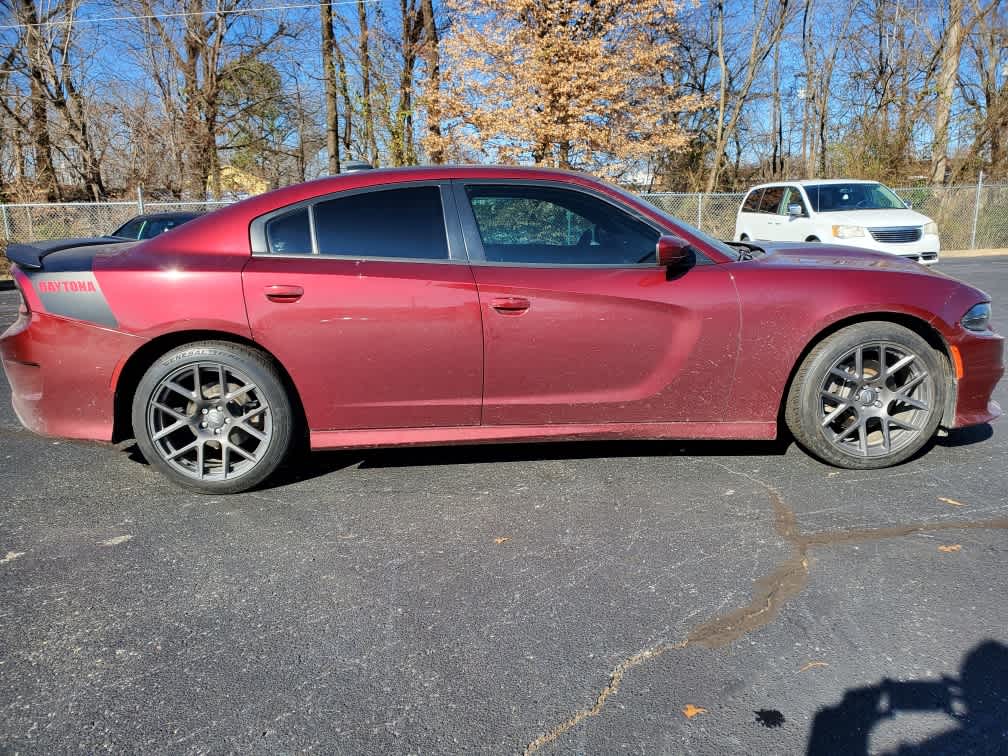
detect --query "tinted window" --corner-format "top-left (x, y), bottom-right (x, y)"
top-left (758, 186), bottom-right (786, 214)
top-left (780, 187), bottom-right (806, 215)
top-left (266, 207), bottom-right (312, 254)
top-left (113, 218), bottom-right (145, 239)
top-left (141, 219), bottom-right (180, 238)
top-left (465, 185), bottom-right (659, 265)
top-left (313, 186), bottom-right (448, 260)
top-left (742, 189), bottom-right (763, 213)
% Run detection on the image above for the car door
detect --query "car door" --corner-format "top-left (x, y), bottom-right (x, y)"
top-left (757, 185), bottom-right (786, 240)
top-left (453, 181), bottom-right (740, 426)
top-left (242, 183), bottom-right (483, 431)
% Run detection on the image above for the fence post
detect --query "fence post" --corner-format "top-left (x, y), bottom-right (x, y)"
top-left (137, 186), bottom-right (145, 215)
top-left (970, 170), bottom-right (983, 250)
top-left (697, 193), bottom-right (704, 231)
top-left (0, 204), bottom-right (9, 241)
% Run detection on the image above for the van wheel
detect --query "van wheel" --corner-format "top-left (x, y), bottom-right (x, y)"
top-left (740, 234), bottom-right (750, 241)
top-left (806, 236), bottom-right (821, 242)
top-left (785, 322), bottom-right (945, 469)
top-left (131, 341), bottom-right (294, 494)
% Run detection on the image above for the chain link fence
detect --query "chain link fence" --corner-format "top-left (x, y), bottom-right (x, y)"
top-left (642, 183), bottom-right (1008, 251)
top-left (1, 184), bottom-right (1006, 251)
top-left (0, 200), bottom-right (230, 245)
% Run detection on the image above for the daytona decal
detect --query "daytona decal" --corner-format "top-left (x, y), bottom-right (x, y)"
top-left (29, 271), bottom-right (119, 329)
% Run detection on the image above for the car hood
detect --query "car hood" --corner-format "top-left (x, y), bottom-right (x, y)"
top-left (810, 208), bottom-right (932, 227)
top-left (742, 241), bottom-right (946, 275)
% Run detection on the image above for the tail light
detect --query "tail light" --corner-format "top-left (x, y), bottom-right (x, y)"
top-left (14, 278), bottom-right (30, 317)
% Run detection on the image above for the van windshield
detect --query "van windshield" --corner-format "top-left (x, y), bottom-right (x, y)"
top-left (804, 183), bottom-right (906, 213)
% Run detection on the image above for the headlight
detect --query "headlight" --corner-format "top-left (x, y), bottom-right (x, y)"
top-left (961, 302), bottom-right (991, 332)
top-left (924, 221), bottom-right (938, 235)
top-left (832, 225), bottom-right (865, 239)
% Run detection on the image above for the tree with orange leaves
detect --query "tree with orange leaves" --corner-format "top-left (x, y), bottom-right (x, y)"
top-left (425, 0), bottom-right (704, 179)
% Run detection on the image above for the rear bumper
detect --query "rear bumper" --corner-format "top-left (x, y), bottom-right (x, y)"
top-left (949, 328), bottom-right (1004, 428)
top-left (1, 311), bottom-right (144, 441)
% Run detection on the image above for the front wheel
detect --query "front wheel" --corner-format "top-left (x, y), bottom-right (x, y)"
top-left (132, 341), bottom-right (294, 493)
top-left (785, 322), bottom-right (946, 469)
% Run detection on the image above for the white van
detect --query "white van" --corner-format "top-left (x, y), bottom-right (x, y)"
top-left (734, 180), bottom-right (940, 264)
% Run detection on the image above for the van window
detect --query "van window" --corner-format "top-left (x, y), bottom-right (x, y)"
top-left (742, 189), bottom-right (764, 213)
top-left (758, 186), bottom-right (786, 214)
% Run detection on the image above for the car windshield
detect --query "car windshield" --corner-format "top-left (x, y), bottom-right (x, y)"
top-left (803, 183), bottom-right (906, 213)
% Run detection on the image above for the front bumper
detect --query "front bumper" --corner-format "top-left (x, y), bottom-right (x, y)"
top-left (947, 328), bottom-right (1004, 428)
top-left (1, 310), bottom-right (143, 441)
top-left (833, 234), bottom-right (941, 265)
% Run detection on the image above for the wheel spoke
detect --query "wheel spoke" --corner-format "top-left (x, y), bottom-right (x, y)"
top-left (894, 371), bottom-right (927, 394)
top-left (881, 419), bottom-right (892, 452)
top-left (857, 420), bottom-right (868, 454)
top-left (892, 392), bottom-right (929, 411)
top-left (821, 402), bottom-right (852, 427)
top-left (195, 441), bottom-right (205, 479)
top-left (855, 346), bottom-right (864, 381)
top-left (192, 365), bottom-right (202, 399)
top-left (877, 344), bottom-right (887, 380)
top-left (164, 380), bottom-right (197, 400)
top-left (221, 443), bottom-right (230, 480)
top-left (152, 419), bottom-right (189, 440)
top-left (829, 367), bottom-right (857, 383)
top-left (236, 405), bottom-right (266, 423)
top-left (227, 382), bottom-right (257, 402)
top-left (889, 416), bottom-right (921, 432)
top-left (218, 364), bottom-right (227, 400)
top-left (152, 401), bottom-right (190, 423)
top-left (167, 438), bottom-right (200, 460)
top-left (235, 421), bottom-right (267, 441)
top-left (888, 353), bottom-right (915, 376)
top-left (227, 442), bottom-right (258, 462)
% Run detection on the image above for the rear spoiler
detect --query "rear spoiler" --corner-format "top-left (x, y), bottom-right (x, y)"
top-left (4, 237), bottom-right (126, 270)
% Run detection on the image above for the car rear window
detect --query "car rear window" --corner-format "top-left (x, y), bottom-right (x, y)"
top-left (758, 186), bottom-right (785, 214)
top-left (266, 207), bottom-right (313, 254)
top-left (312, 186), bottom-right (449, 260)
top-left (741, 189), bottom-right (763, 213)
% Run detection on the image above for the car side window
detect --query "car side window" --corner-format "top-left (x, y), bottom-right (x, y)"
top-left (142, 219), bottom-right (179, 238)
top-left (313, 186), bottom-right (449, 260)
top-left (114, 218), bottom-right (145, 239)
top-left (266, 207), bottom-right (313, 254)
top-left (779, 187), bottom-right (807, 216)
top-left (758, 186), bottom-right (785, 214)
top-left (464, 185), bottom-right (659, 265)
top-left (742, 189), bottom-right (763, 213)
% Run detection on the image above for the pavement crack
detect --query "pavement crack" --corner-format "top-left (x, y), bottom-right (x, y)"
top-left (521, 467), bottom-right (1008, 753)
top-left (522, 639), bottom-right (688, 755)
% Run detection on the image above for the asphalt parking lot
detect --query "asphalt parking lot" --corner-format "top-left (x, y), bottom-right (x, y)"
top-left (1, 257), bottom-right (1006, 755)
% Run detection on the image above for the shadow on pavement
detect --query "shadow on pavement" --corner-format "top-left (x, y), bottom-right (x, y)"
top-left (935, 423), bottom-right (995, 448)
top-left (806, 640), bottom-right (1008, 755)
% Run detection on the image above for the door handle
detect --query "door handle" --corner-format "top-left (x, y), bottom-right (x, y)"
top-left (490, 296), bottom-right (530, 314)
top-left (264, 284), bottom-right (304, 303)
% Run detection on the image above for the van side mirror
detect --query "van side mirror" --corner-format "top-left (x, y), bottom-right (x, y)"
top-left (787, 203), bottom-right (804, 217)
top-left (656, 235), bottom-right (693, 268)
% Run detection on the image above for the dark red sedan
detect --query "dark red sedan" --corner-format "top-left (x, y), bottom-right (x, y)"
top-left (1, 166), bottom-right (1003, 493)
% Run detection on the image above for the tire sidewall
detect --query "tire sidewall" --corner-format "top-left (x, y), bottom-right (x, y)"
top-left (131, 342), bottom-right (293, 493)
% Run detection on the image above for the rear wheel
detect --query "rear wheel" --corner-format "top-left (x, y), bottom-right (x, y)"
top-left (132, 341), bottom-right (294, 493)
top-left (785, 322), bottom-right (946, 468)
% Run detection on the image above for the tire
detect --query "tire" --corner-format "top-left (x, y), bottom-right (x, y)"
top-left (806, 236), bottom-right (821, 242)
top-left (785, 322), bottom-right (946, 469)
top-left (740, 234), bottom-right (750, 241)
top-left (131, 341), bottom-right (294, 493)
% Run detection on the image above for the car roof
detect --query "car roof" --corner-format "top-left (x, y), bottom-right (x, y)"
top-left (744, 179), bottom-right (884, 192)
top-left (128, 211), bottom-right (203, 221)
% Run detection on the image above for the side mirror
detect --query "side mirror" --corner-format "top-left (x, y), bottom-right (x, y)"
top-left (656, 235), bottom-right (693, 268)
top-left (787, 203), bottom-right (804, 217)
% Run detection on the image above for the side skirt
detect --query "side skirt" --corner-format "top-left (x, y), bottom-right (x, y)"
top-left (310, 421), bottom-right (778, 451)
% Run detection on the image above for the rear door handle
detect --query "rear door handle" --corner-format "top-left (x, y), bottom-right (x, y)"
top-left (490, 296), bottom-right (530, 314)
top-left (265, 284), bottom-right (304, 303)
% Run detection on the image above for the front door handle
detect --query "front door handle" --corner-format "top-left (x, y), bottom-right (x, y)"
top-left (265, 284), bottom-right (304, 303)
top-left (491, 296), bottom-right (530, 314)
